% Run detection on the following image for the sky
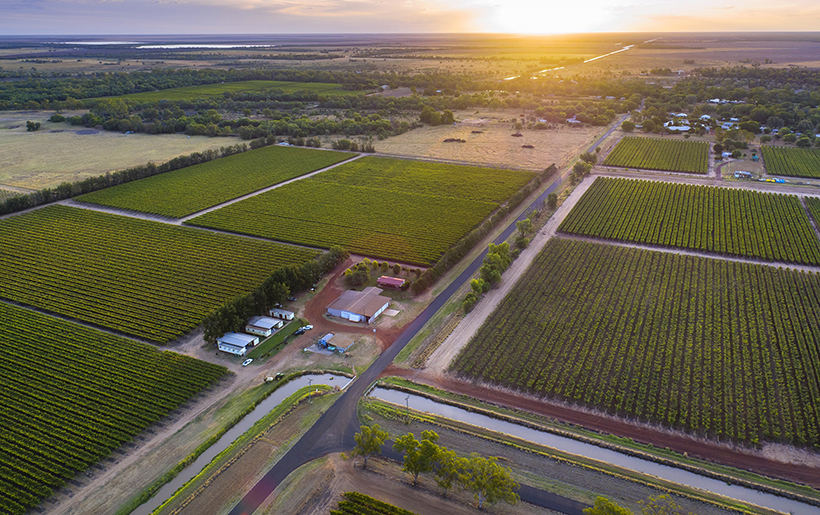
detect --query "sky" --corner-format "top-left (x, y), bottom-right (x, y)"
top-left (4, 0), bottom-right (820, 35)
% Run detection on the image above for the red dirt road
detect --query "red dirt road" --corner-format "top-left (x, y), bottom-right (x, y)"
top-left (381, 366), bottom-right (820, 490)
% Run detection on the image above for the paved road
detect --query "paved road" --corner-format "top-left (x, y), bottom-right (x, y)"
top-left (226, 118), bottom-right (627, 515)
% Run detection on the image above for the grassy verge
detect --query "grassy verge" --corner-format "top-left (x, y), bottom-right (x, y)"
top-left (363, 398), bottom-right (779, 515)
top-left (247, 318), bottom-right (306, 360)
top-left (377, 377), bottom-right (820, 506)
top-left (396, 174), bottom-right (577, 368)
top-left (153, 385), bottom-right (338, 514)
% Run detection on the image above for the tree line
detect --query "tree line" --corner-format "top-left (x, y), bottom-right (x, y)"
top-left (202, 246), bottom-right (349, 344)
top-left (349, 425), bottom-right (519, 510)
top-left (0, 140), bottom-right (254, 216)
top-left (411, 164), bottom-right (557, 295)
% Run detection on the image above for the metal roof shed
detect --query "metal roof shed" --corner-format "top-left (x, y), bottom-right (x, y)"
top-left (326, 287), bottom-right (390, 324)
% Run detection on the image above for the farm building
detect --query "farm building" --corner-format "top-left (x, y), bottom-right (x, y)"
top-left (326, 287), bottom-right (390, 324)
top-left (245, 316), bottom-right (284, 337)
top-left (377, 276), bottom-right (405, 290)
top-left (734, 171), bottom-right (753, 179)
top-left (217, 332), bottom-right (259, 356)
top-left (318, 333), bottom-right (334, 348)
top-left (270, 308), bottom-right (295, 321)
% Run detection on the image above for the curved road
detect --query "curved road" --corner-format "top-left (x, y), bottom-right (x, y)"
top-left (227, 118), bottom-right (627, 515)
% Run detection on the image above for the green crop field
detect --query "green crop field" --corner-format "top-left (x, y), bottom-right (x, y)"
top-left (77, 145), bottom-right (351, 218)
top-left (188, 157), bottom-right (535, 265)
top-left (0, 302), bottom-right (226, 515)
top-left (761, 146), bottom-right (820, 178)
top-left (559, 177), bottom-right (820, 265)
top-left (0, 205), bottom-right (318, 342)
top-left (452, 239), bottom-right (820, 447)
top-left (104, 80), bottom-right (362, 101)
top-left (603, 137), bottom-right (708, 173)
top-left (332, 492), bottom-right (418, 515)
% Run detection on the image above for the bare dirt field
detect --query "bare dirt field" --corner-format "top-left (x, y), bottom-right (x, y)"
top-left (260, 454), bottom-right (558, 515)
top-left (160, 392), bottom-right (337, 515)
top-left (375, 109), bottom-right (605, 170)
top-left (0, 111), bottom-right (231, 189)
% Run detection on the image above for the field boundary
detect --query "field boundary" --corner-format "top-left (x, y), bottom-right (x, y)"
top-left (424, 176), bottom-right (596, 374)
top-left (175, 153), bottom-right (364, 223)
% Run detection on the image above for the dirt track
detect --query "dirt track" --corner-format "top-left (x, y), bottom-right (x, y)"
top-left (425, 177), bottom-right (595, 374)
top-left (382, 368), bottom-right (820, 490)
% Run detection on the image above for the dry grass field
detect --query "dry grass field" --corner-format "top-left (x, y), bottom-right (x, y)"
top-left (0, 111), bottom-right (232, 189)
top-left (375, 109), bottom-right (604, 170)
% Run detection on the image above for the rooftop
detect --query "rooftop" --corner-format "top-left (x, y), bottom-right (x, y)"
top-left (328, 287), bottom-right (390, 317)
top-left (218, 332), bottom-right (257, 347)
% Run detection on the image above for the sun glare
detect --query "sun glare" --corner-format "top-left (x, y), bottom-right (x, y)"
top-left (477, 0), bottom-right (608, 34)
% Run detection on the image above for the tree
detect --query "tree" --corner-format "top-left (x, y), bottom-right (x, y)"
top-left (573, 161), bottom-right (593, 176)
top-left (460, 454), bottom-right (519, 509)
top-left (433, 447), bottom-right (465, 496)
top-left (642, 120), bottom-right (655, 133)
top-left (638, 494), bottom-right (689, 514)
top-left (441, 110), bottom-right (455, 125)
top-left (547, 193), bottom-right (558, 210)
top-left (351, 424), bottom-right (388, 470)
top-left (766, 116), bottom-right (784, 130)
top-left (797, 136), bottom-right (812, 148)
top-left (713, 143), bottom-right (724, 155)
top-left (471, 278), bottom-right (489, 295)
top-left (759, 134), bottom-right (772, 144)
top-left (784, 133), bottom-right (797, 143)
top-left (463, 291), bottom-right (478, 312)
top-left (392, 263), bottom-right (402, 274)
top-left (393, 430), bottom-right (440, 485)
top-left (580, 151), bottom-right (598, 165)
top-left (584, 497), bottom-right (634, 515)
top-left (738, 120), bottom-right (760, 134)
top-left (479, 242), bottom-right (512, 285)
top-left (621, 120), bottom-right (635, 132)
top-left (26, 121), bottom-right (41, 132)
top-left (516, 218), bottom-right (533, 236)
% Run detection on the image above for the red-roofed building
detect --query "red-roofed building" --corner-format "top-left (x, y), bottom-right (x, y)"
top-left (377, 276), bottom-right (405, 290)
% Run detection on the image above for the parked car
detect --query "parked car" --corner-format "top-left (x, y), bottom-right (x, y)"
top-left (242, 358), bottom-right (253, 367)
top-left (287, 296), bottom-right (297, 302)
top-left (304, 324), bottom-right (313, 330)
top-left (294, 328), bottom-right (306, 336)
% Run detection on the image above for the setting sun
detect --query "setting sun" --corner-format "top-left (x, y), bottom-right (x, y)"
top-left (475, 0), bottom-right (611, 34)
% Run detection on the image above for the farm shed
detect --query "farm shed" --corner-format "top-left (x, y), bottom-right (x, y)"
top-left (217, 332), bottom-right (259, 356)
top-left (245, 316), bottom-right (284, 337)
top-left (377, 276), bottom-right (405, 290)
top-left (319, 333), bottom-right (334, 347)
top-left (270, 308), bottom-right (295, 321)
top-left (326, 287), bottom-right (390, 324)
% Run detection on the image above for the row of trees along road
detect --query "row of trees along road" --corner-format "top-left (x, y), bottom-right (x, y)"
top-left (349, 425), bottom-right (519, 510)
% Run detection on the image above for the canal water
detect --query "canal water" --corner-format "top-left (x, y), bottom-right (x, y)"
top-left (369, 387), bottom-right (820, 515)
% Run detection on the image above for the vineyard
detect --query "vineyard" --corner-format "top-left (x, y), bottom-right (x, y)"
top-left (0, 302), bottom-right (226, 515)
top-left (451, 239), bottom-right (820, 447)
top-left (761, 146), bottom-right (820, 179)
top-left (602, 137), bottom-right (708, 173)
top-left (331, 492), bottom-right (418, 515)
top-left (0, 205), bottom-right (318, 342)
top-left (77, 145), bottom-right (350, 218)
top-left (558, 177), bottom-right (820, 265)
top-left (311, 156), bottom-right (535, 203)
top-left (188, 158), bottom-right (534, 265)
